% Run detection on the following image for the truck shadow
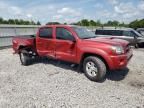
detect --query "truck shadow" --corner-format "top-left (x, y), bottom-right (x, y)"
top-left (106, 68), bottom-right (129, 81)
top-left (34, 57), bottom-right (80, 72)
top-left (34, 57), bottom-right (129, 82)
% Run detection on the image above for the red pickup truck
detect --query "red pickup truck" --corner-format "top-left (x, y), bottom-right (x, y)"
top-left (12, 25), bottom-right (133, 81)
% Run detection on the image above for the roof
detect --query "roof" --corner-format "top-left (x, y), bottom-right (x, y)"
top-left (96, 27), bottom-right (134, 31)
top-left (41, 24), bottom-right (81, 28)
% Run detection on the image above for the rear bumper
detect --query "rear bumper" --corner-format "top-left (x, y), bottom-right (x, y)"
top-left (109, 50), bottom-right (133, 70)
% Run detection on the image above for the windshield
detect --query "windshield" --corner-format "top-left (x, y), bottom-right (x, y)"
top-left (132, 29), bottom-right (143, 37)
top-left (139, 31), bottom-right (144, 36)
top-left (73, 27), bottom-right (96, 39)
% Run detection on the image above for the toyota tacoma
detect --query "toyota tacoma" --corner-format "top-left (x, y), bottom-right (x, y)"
top-left (12, 25), bottom-right (133, 82)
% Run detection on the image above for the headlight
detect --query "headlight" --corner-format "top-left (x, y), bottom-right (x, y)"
top-left (111, 46), bottom-right (124, 54)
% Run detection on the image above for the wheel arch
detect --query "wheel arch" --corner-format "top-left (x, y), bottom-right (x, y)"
top-left (18, 45), bottom-right (33, 53)
top-left (80, 53), bottom-right (109, 70)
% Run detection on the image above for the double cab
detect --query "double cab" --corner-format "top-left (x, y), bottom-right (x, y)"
top-left (12, 25), bottom-right (133, 82)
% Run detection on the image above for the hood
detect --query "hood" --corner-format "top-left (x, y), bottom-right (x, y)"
top-left (84, 37), bottom-right (129, 47)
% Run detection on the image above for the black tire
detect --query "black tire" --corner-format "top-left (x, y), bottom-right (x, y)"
top-left (19, 50), bottom-right (32, 66)
top-left (83, 56), bottom-right (106, 82)
top-left (135, 43), bottom-right (139, 48)
top-left (138, 43), bottom-right (144, 48)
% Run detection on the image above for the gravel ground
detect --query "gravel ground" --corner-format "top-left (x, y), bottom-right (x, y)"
top-left (0, 48), bottom-right (144, 108)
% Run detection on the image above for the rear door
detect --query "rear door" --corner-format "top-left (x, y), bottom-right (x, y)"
top-left (36, 27), bottom-right (55, 58)
top-left (55, 27), bottom-right (77, 63)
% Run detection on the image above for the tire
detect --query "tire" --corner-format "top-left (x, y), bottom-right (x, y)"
top-left (135, 43), bottom-right (139, 48)
top-left (83, 56), bottom-right (106, 82)
top-left (138, 43), bottom-right (144, 48)
top-left (19, 50), bottom-right (32, 66)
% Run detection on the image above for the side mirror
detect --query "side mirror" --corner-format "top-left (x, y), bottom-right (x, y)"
top-left (68, 35), bottom-right (76, 42)
top-left (71, 37), bottom-right (76, 42)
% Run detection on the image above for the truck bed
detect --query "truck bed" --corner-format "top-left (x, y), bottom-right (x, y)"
top-left (14, 35), bottom-right (36, 38)
top-left (12, 35), bottom-right (36, 53)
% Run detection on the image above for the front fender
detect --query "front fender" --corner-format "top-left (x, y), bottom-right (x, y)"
top-left (78, 47), bottom-right (113, 69)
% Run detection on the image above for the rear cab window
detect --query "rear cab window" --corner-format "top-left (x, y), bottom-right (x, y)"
top-left (39, 27), bottom-right (53, 38)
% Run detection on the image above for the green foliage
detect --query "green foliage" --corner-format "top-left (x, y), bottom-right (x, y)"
top-left (81, 19), bottom-right (89, 26)
top-left (129, 19), bottom-right (144, 29)
top-left (0, 16), bottom-right (144, 28)
top-left (73, 19), bottom-right (132, 28)
top-left (64, 22), bottom-right (67, 25)
top-left (46, 22), bottom-right (61, 25)
top-left (0, 17), bottom-right (4, 24)
top-left (75, 19), bottom-right (102, 26)
top-left (0, 17), bottom-right (40, 25)
top-left (104, 20), bottom-right (119, 26)
top-left (89, 20), bottom-right (96, 26)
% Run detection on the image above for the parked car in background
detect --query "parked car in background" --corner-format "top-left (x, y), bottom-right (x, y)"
top-left (136, 28), bottom-right (144, 36)
top-left (12, 25), bottom-right (133, 82)
top-left (95, 27), bottom-right (144, 48)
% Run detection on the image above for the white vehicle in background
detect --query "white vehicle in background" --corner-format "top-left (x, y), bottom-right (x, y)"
top-left (95, 27), bottom-right (144, 48)
top-left (136, 28), bottom-right (144, 36)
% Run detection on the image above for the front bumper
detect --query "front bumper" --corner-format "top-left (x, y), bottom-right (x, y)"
top-left (109, 49), bottom-right (133, 70)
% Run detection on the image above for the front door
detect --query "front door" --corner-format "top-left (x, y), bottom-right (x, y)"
top-left (36, 27), bottom-right (55, 58)
top-left (55, 27), bottom-right (77, 63)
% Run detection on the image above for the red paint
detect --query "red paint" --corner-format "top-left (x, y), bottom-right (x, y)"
top-left (12, 25), bottom-right (133, 70)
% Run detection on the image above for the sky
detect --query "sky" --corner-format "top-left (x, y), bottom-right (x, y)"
top-left (0, 0), bottom-right (144, 24)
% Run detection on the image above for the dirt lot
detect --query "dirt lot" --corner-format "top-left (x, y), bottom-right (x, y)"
top-left (0, 48), bottom-right (144, 108)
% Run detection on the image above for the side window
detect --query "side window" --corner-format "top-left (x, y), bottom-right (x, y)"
top-left (96, 30), bottom-right (104, 35)
top-left (111, 30), bottom-right (122, 36)
top-left (39, 28), bottom-right (53, 38)
top-left (102, 30), bottom-right (111, 35)
top-left (105, 30), bottom-right (112, 35)
top-left (123, 31), bottom-right (134, 37)
top-left (56, 28), bottom-right (75, 41)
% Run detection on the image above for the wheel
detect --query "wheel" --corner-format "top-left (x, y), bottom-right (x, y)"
top-left (137, 43), bottom-right (144, 48)
top-left (83, 56), bottom-right (106, 82)
top-left (19, 50), bottom-right (32, 66)
top-left (135, 43), bottom-right (139, 48)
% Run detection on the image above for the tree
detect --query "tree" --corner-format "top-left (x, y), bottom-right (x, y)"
top-left (81, 19), bottom-right (89, 26)
top-left (0, 17), bottom-right (38, 25)
top-left (37, 21), bottom-right (41, 25)
top-left (3, 20), bottom-right (8, 24)
top-left (96, 20), bottom-right (102, 26)
top-left (0, 17), bottom-right (3, 24)
top-left (64, 22), bottom-right (67, 25)
top-left (89, 20), bottom-right (96, 26)
top-left (30, 21), bottom-right (35, 25)
top-left (104, 20), bottom-right (119, 26)
top-left (129, 19), bottom-right (140, 29)
top-left (46, 22), bottom-right (60, 25)
top-left (8, 19), bottom-right (15, 24)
